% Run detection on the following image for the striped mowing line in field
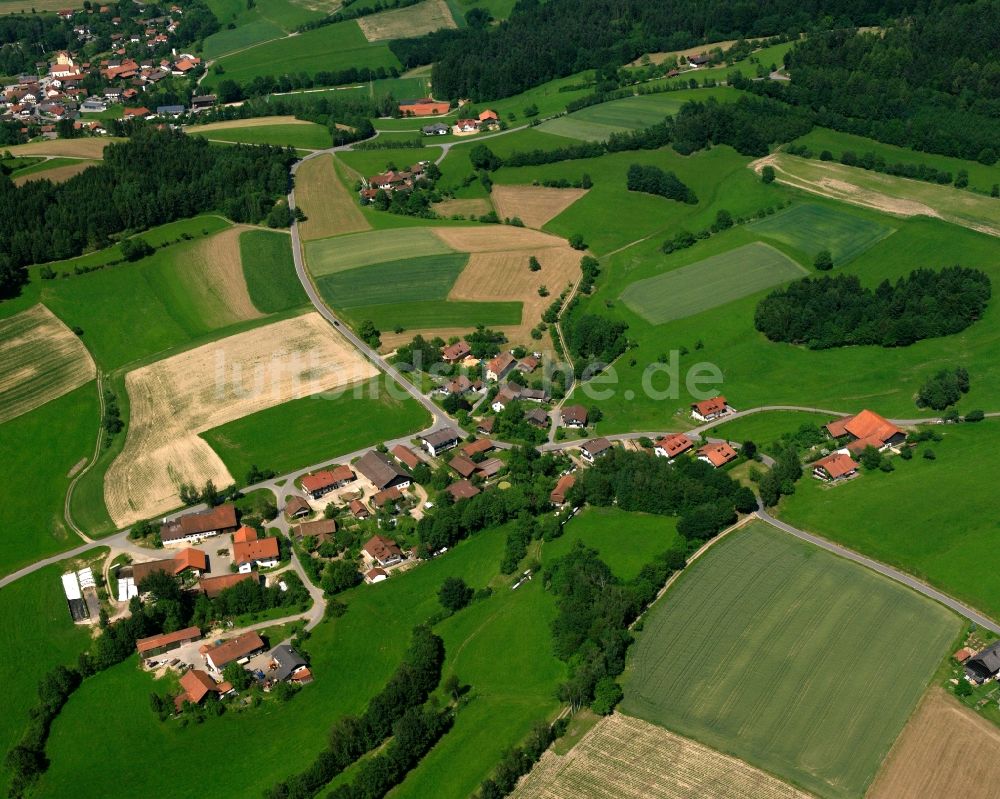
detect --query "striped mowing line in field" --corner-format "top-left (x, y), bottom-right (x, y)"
top-left (304, 227), bottom-right (456, 276)
top-left (620, 241), bottom-right (806, 326)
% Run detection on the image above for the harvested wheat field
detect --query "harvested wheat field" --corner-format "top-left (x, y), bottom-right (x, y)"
top-left (297, 155), bottom-right (370, 241)
top-left (867, 689), bottom-right (1000, 799)
top-left (2, 138), bottom-right (121, 158)
top-left (433, 197), bottom-right (493, 218)
top-left (187, 116), bottom-right (314, 133)
top-left (104, 312), bottom-right (377, 525)
top-left (432, 226), bottom-right (570, 252)
top-left (358, 0), bottom-right (455, 42)
top-left (491, 186), bottom-right (588, 229)
top-left (0, 304), bottom-right (96, 425)
top-left (173, 226), bottom-right (264, 325)
top-left (12, 160), bottom-right (99, 186)
top-left (512, 713), bottom-right (813, 799)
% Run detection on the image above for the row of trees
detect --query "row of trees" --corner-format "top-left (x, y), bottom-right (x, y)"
top-left (264, 626), bottom-right (444, 799)
top-left (754, 268), bottom-right (992, 348)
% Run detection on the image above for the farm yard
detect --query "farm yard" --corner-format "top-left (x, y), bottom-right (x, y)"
top-left (867, 689), bottom-right (1000, 799)
top-left (757, 153), bottom-right (1000, 236)
top-left (186, 117), bottom-right (333, 150)
top-left (296, 155), bottom-right (371, 241)
top-left (512, 713), bottom-right (812, 799)
top-left (778, 420), bottom-right (1000, 621)
top-left (621, 521), bottom-right (959, 799)
top-left (748, 202), bottom-right (895, 265)
top-left (490, 185), bottom-right (588, 229)
top-left (357, 0), bottom-right (456, 41)
top-left (619, 242), bottom-right (805, 325)
top-left (103, 312), bottom-right (378, 525)
top-left (0, 304), bottom-right (96, 425)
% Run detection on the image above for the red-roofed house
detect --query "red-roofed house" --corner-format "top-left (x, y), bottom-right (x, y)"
top-left (362, 535), bottom-right (403, 568)
top-left (449, 453), bottom-right (477, 479)
top-left (122, 106), bottom-right (150, 118)
top-left (442, 340), bottom-right (470, 363)
top-left (232, 525), bottom-right (257, 545)
top-left (479, 109), bottom-right (498, 123)
top-left (456, 118), bottom-right (480, 132)
top-left (350, 499), bottom-right (370, 519)
top-left (175, 668), bottom-right (231, 710)
top-left (561, 405), bottom-right (588, 428)
top-left (486, 352), bottom-right (516, 381)
top-left (654, 433), bottom-right (694, 460)
top-left (136, 626), bottom-right (201, 658)
top-left (301, 465), bottom-right (356, 499)
top-left (550, 474), bottom-right (575, 506)
top-left (392, 444), bottom-right (421, 470)
top-left (697, 442), bottom-right (738, 468)
top-left (365, 567), bottom-right (388, 584)
top-left (198, 572), bottom-right (256, 598)
top-left (460, 438), bottom-right (493, 458)
top-left (204, 631), bottom-right (265, 671)
top-left (812, 453), bottom-right (859, 482)
top-left (447, 479), bottom-right (480, 501)
top-left (826, 410), bottom-right (906, 452)
top-left (232, 529), bottom-right (280, 572)
top-left (690, 395), bottom-right (732, 422)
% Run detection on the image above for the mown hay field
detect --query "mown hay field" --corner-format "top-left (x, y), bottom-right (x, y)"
top-left (490, 185), bottom-right (587, 229)
top-left (867, 689), bottom-right (1000, 799)
top-left (757, 153), bottom-right (1000, 236)
top-left (296, 155), bottom-right (371, 241)
top-left (512, 713), bottom-right (813, 799)
top-left (189, 116), bottom-right (332, 149)
top-left (433, 197), bottom-right (493, 218)
top-left (748, 202), bottom-right (895, 265)
top-left (621, 521), bottom-right (960, 799)
top-left (1, 138), bottom-right (120, 158)
top-left (305, 227), bottom-right (452, 275)
top-left (619, 241), bottom-right (805, 325)
top-left (12, 159), bottom-right (99, 186)
top-left (104, 312), bottom-right (377, 525)
top-left (357, 0), bottom-right (455, 41)
top-left (0, 304), bottom-right (96, 424)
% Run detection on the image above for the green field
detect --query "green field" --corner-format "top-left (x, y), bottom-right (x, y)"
top-left (340, 299), bottom-right (522, 332)
top-left (202, 0), bottom-right (328, 57)
top-left (622, 521), bottom-right (959, 799)
top-left (336, 146), bottom-right (430, 181)
top-left (539, 87), bottom-right (739, 142)
top-left (710, 410), bottom-right (835, 452)
top-left (748, 202), bottom-right (895, 266)
top-left (8, 156), bottom-right (98, 179)
top-left (192, 121), bottom-right (333, 150)
top-left (317, 253), bottom-right (469, 308)
top-left (38, 528), bottom-right (508, 798)
top-left (239, 229), bottom-right (308, 312)
top-left (203, 18), bottom-right (286, 58)
top-left (544, 507), bottom-right (682, 580)
top-left (779, 420), bottom-right (1000, 621)
top-left (793, 127), bottom-right (1000, 196)
top-left (201, 378), bottom-right (429, 479)
top-left (620, 242), bottom-right (805, 325)
top-left (202, 19), bottom-right (398, 89)
top-left (0, 383), bottom-right (98, 576)
top-left (306, 227), bottom-right (454, 275)
top-left (0, 550), bottom-right (103, 796)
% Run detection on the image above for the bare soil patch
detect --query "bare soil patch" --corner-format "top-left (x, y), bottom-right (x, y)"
top-left (357, 0), bottom-right (455, 42)
top-left (297, 155), bottom-right (371, 241)
top-left (188, 116), bottom-right (314, 133)
top-left (0, 305), bottom-right (96, 425)
top-left (177, 226), bottom-right (264, 325)
top-left (433, 197), bottom-right (493, 218)
top-left (2, 138), bottom-right (120, 158)
top-left (867, 688), bottom-right (1000, 799)
top-left (491, 185), bottom-right (587, 229)
top-left (512, 713), bottom-right (813, 799)
top-left (104, 312), bottom-right (377, 525)
top-left (431, 225), bottom-right (570, 252)
top-left (12, 160), bottom-right (99, 186)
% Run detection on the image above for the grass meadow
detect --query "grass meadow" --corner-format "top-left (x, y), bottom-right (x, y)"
top-left (778, 420), bottom-right (1000, 621)
top-left (317, 253), bottom-right (469, 308)
top-left (0, 549), bottom-right (104, 797)
top-left (544, 506), bottom-right (682, 580)
top-left (306, 227), bottom-right (454, 275)
top-left (0, 383), bottom-right (97, 576)
top-left (619, 241), bottom-right (805, 325)
top-left (202, 20), bottom-right (399, 89)
top-left (192, 121), bottom-right (333, 149)
top-left (239, 229), bottom-right (308, 312)
top-left (622, 521), bottom-right (959, 799)
top-left (748, 202), bottom-right (895, 266)
top-left (710, 410), bottom-right (835, 452)
top-left (200, 377), bottom-right (429, 479)
top-left (202, 0), bottom-right (326, 56)
top-left (340, 298), bottom-right (522, 332)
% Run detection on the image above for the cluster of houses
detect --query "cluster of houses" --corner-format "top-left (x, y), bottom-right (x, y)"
top-left (359, 160), bottom-right (431, 203)
top-left (812, 409), bottom-right (908, 484)
top-left (2, 44), bottom-right (215, 133)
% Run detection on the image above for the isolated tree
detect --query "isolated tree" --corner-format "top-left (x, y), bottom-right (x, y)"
top-left (443, 673), bottom-right (461, 701)
top-left (528, 256), bottom-right (541, 272)
top-left (814, 249), bottom-right (834, 271)
top-left (591, 677), bottom-right (623, 715)
top-left (741, 440), bottom-right (758, 460)
top-left (438, 577), bottom-right (473, 612)
top-left (761, 164), bottom-right (776, 183)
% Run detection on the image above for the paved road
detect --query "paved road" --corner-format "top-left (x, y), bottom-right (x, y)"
top-left (757, 508), bottom-right (1000, 634)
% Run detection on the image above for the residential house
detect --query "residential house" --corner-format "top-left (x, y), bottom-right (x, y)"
top-left (442, 340), bottom-right (470, 363)
top-left (232, 529), bottom-right (280, 573)
top-left (420, 428), bottom-right (461, 457)
top-left (422, 123), bottom-right (449, 135)
top-left (516, 356), bottom-right (539, 373)
top-left (524, 408), bottom-right (549, 428)
top-left (291, 519), bottom-right (336, 544)
top-left (486, 352), bottom-right (516, 382)
top-left (365, 567), bottom-right (388, 584)
top-left (156, 104), bottom-right (185, 116)
top-left (269, 644), bottom-right (309, 682)
top-left (826, 410), bottom-right (907, 454)
top-left (475, 458), bottom-right (504, 479)
top-left (399, 98), bottom-right (450, 116)
top-left (697, 442), bottom-right (738, 468)
top-left (550, 474), bottom-right (575, 506)
top-left (122, 106), bottom-right (150, 119)
top-left (449, 454), bottom-right (477, 479)
top-left (812, 453), bottom-right (859, 482)
top-left (478, 109), bottom-right (499, 125)
top-left (441, 375), bottom-right (474, 396)
top-left (491, 384), bottom-right (520, 412)
top-left (580, 437), bottom-right (613, 463)
top-left (301, 465), bottom-right (356, 499)
top-left (688, 53), bottom-right (712, 66)
top-left (349, 499), bottom-right (371, 520)
top-left (561, 405), bottom-right (588, 428)
top-left (362, 535), bottom-right (403, 569)
top-left (455, 118), bottom-right (480, 132)
top-left (80, 98), bottom-right (106, 112)
top-left (283, 495), bottom-right (311, 519)
top-left (654, 433), bottom-right (694, 461)
top-left (460, 439), bottom-right (493, 458)
top-left (204, 631), bottom-right (265, 671)
top-left (160, 504), bottom-right (237, 546)
top-left (131, 547), bottom-right (208, 585)
top-left (966, 641), bottom-right (1000, 683)
top-left (190, 94), bottom-right (216, 110)
top-left (391, 444), bottom-right (422, 470)
top-left (372, 486), bottom-right (403, 511)
top-left (690, 395), bottom-right (732, 422)
top-left (447, 479), bottom-right (480, 501)
top-left (476, 417), bottom-right (495, 435)
top-left (136, 626), bottom-right (201, 658)
top-left (355, 450), bottom-right (411, 491)
top-left (198, 572), bottom-right (257, 599)
top-left (175, 669), bottom-right (232, 710)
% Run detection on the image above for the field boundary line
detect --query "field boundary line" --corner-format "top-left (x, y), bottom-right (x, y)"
top-left (62, 372), bottom-right (103, 545)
